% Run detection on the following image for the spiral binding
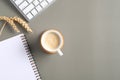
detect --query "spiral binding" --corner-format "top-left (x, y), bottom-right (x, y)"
top-left (20, 34), bottom-right (42, 80)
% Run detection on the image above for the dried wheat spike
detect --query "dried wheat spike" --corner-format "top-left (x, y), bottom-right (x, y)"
top-left (0, 16), bottom-right (20, 32)
top-left (11, 16), bottom-right (33, 33)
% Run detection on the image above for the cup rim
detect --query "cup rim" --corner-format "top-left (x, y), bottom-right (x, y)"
top-left (41, 29), bottom-right (64, 52)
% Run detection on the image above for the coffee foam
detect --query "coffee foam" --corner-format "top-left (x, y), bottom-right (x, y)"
top-left (44, 32), bottom-right (60, 50)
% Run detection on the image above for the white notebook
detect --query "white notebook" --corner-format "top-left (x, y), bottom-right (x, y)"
top-left (0, 34), bottom-right (41, 80)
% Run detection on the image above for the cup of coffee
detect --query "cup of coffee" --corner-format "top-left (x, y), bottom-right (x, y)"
top-left (40, 29), bottom-right (64, 56)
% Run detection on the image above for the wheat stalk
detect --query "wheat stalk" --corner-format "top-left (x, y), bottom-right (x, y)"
top-left (0, 16), bottom-right (20, 32)
top-left (11, 16), bottom-right (33, 33)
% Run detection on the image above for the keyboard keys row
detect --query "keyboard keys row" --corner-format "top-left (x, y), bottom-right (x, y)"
top-left (26, 5), bottom-right (42, 20)
top-left (11, 0), bottom-right (55, 21)
top-left (23, 1), bottom-right (49, 15)
top-left (16, 0), bottom-right (53, 15)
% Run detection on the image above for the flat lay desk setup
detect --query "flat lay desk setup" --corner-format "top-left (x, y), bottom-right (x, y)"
top-left (1, 0), bottom-right (120, 80)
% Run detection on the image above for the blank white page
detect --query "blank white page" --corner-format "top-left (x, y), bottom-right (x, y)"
top-left (0, 34), bottom-right (38, 80)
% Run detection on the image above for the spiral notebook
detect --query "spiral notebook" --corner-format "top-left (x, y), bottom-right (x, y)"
top-left (0, 34), bottom-right (41, 80)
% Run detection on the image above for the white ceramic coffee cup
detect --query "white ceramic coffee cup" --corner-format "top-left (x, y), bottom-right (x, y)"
top-left (40, 29), bottom-right (64, 56)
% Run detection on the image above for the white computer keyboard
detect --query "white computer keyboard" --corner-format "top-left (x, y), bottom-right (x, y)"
top-left (10, 0), bottom-right (55, 21)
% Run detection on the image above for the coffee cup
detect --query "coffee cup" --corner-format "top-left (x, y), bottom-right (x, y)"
top-left (40, 29), bottom-right (64, 56)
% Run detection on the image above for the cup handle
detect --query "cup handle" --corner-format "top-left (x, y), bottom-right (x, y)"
top-left (57, 49), bottom-right (63, 56)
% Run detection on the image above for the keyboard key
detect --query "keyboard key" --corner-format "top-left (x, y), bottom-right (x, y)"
top-left (27, 0), bottom-right (33, 3)
top-left (41, 0), bottom-right (48, 8)
top-left (47, 0), bottom-right (53, 3)
top-left (15, 0), bottom-right (23, 5)
top-left (27, 13), bottom-right (33, 20)
top-left (19, 1), bottom-right (28, 10)
top-left (23, 4), bottom-right (34, 14)
top-left (39, 0), bottom-right (43, 2)
top-left (36, 5), bottom-right (42, 12)
top-left (31, 9), bottom-right (38, 16)
top-left (33, 0), bottom-right (39, 6)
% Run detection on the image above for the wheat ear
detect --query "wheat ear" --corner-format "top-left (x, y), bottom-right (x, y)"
top-left (0, 16), bottom-right (20, 32)
top-left (11, 16), bottom-right (33, 33)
